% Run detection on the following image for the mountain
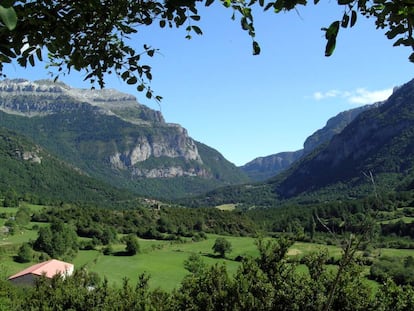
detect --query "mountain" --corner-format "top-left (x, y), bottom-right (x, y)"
top-left (0, 127), bottom-right (136, 206)
top-left (240, 102), bottom-right (383, 181)
top-left (276, 79), bottom-right (414, 199)
top-left (240, 150), bottom-right (303, 181)
top-left (0, 79), bottom-right (249, 200)
top-left (184, 79), bottom-right (414, 207)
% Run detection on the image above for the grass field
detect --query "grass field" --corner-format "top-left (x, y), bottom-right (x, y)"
top-left (215, 204), bottom-right (237, 211)
top-left (378, 216), bottom-right (414, 224)
top-left (74, 235), bottom-right (258, 290)
top-left (71, 237), bottom-right (392, 291)
top-left (2, 217), bottom-right (414, 291)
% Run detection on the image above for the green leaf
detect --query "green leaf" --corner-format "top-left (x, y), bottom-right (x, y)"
top-left (192, 25), bottom-right (203, 35)
top-left (121, 71), bottom-right (130, 80)
top-left (338, 0), bottom-right (354, 4)
top-left (325, 21), bottom-right (340, 39)
top-left (190, 15), bottom-right (200, 21)
top-left (325, 38), bottom-right (336, 56)
top-left (28, 54), bottom-right (35, 67)
top-left (273, 0), bottom-right (284, 13)
top-left (409, 52), bottom-right (414, 63)
top-left (386, 24), bottom-right (405, 40)
top-left (205, 0), bottom-right (214, 7)
top-left (350, 10), bottom-right (357, 27)
top-left (264, 2), bottom-right (274, 11)
top-left (137, 84), bottom-right (145, 92)
top-left (341, 13), bottom-right (349, 28)
top-left (253, 41), bottom-right (261, 55)
top-left (0, 46), bottom-right (16, 58)
top-left (314, 0), bottom-right (320, 4)
top-left (126, 76), bottom-right (137, 85)
top-left (36, 49), bottom-right (42, 62)
top-left (0, 5), bottom-right (17, 30)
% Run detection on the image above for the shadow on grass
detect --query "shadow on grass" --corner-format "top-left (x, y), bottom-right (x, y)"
top-left (202, 253), bottom-right (244, 262)
top-left (203, 253), bottom-right (225, 259)
top-left (112, 251), bottom-right (134, 256)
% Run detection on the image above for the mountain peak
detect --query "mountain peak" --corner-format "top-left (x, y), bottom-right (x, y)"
top-left (0, 78), bottom-right (164, 124)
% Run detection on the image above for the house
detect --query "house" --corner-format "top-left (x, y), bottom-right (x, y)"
top-left (8, 259), bottom-right (74, 286)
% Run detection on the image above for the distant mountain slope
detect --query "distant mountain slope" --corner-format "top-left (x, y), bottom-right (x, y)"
top-left (0, 128), bottom-right (136, 206)
top-left (184, 79), bottom-right (414, 207)
top-left (0, 79), bottom-right (249, 199)
top-left (240, 102), bottom-right (383, 181)
top-left (276, 79), bottom-right (414, 199)
top-left (240, 150), bottom-right (303, 181)
top-left (302, 102), bottom-right (383, 155)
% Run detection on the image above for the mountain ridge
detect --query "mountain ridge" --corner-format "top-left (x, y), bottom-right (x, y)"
top-left (183, 78), bottom-right (414, 207)
top-left (240, 101), bottom-right (384, 181)
top-left (0, 79), bottom-right (249, 199)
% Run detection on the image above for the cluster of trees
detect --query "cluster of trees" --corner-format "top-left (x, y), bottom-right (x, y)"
top-left (31, 205), bottom-right (256, 244)
top-left (243, 191), bottom-right (414, 246)
top-left (4, 204), bottom-right (255, 261)
top-left (32, 219), bottom-right (78, 260)
top-left (2, 237), bottom-right (414, 310)
top-left (370, 255), bottom-right (414, 286)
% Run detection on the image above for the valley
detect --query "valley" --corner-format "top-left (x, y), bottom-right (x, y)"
top-left (1, 78), bottom-right (414, 309)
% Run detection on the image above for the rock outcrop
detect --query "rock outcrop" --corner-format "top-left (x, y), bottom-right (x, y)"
top-left (0, 79), bottom-right (248, 199)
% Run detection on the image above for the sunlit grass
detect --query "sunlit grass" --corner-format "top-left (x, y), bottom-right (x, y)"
top-left (215, 204), bottom-right (236, 211)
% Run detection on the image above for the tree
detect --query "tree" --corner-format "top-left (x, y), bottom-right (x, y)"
top-left (3, 189), bottom-right (18, 207)
top-left (212, 237), bottom-right (232, 258)
top-left (183, 253), bottom-right (206, 274)
top-left (0, 0), bottom-right (413, 100)
top-left (33, 219), bottom-right (78, 259)
top-left (15, 206), bottom-right (31, 227)
top-left (123, 234), bottom-right (140, 255)
top-left (15, 242), bottom-right (32, 263)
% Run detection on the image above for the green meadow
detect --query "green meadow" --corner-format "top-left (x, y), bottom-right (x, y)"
top-left (74, 235), bottom-right (259, 290)
top-left (2, 204), bottom-right (414, 291)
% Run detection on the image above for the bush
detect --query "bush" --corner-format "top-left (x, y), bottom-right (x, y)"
top-left (15, 243), bottom-right (32, 263)
top-left (212, 237), bottom-right (232, 258)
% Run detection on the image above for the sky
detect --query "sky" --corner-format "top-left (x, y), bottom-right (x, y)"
top-left (3, 2), bottom-right (414, 166)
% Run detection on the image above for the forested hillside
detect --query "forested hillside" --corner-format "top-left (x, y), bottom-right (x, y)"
top-left (0, 128), bottom-right (136, 206)
top-left (241, 102), bottom-right (382, 182)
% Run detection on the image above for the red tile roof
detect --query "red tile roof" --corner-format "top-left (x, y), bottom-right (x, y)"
top-left (8, 259), bottom-right (74, 280)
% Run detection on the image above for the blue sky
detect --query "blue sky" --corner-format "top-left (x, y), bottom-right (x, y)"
top-left (3, 2), bottom-right (414, 166)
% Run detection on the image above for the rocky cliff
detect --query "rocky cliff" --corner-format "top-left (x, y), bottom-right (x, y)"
top-left (0, 79), bottom-right (248, 199)
top-left (276, 79), bottom-right (414, 199)
top-left (240, 150), bottom-right (303, 181)
top-left (241, 101), bottom-right (384, 181)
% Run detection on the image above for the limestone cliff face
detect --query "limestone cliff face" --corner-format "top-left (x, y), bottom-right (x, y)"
top-left (0, 79), bottom-right (248, 196)
top-left (0, 79), bottom-right (164, 123)
top-left (0, 79), bottom-right (206, 179)
top-left (109, 126), bottom-right (203, 173)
